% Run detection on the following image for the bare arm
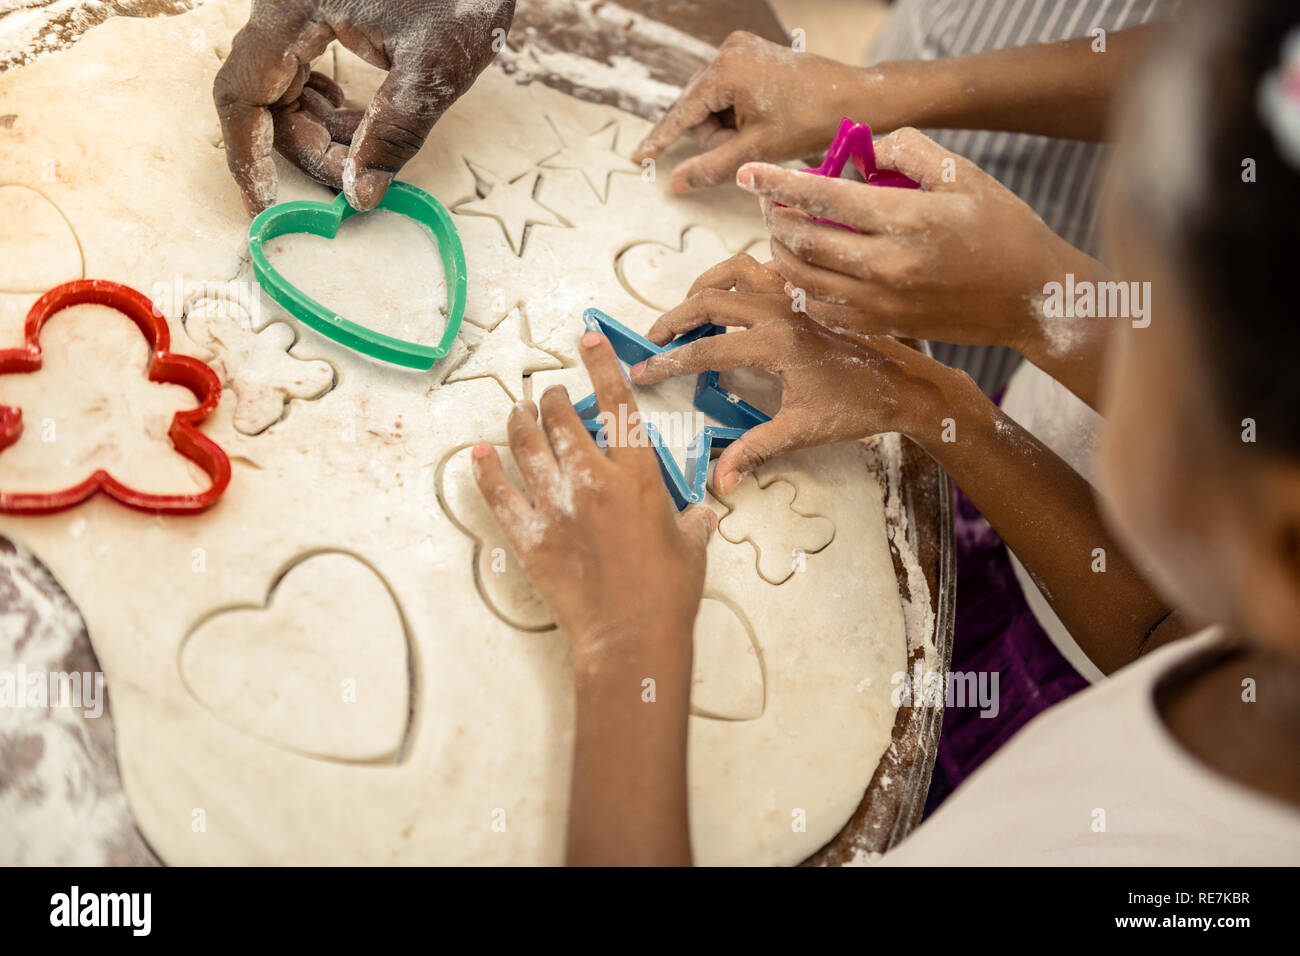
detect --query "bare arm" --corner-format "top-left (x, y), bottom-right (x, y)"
top-left (889, 25), bottom-right (1161, 142)
top-left (473, 332), bottom-right (709, 865)
top-left (568, 623), bottom-right (693, 866)
top-left (634, 26), bottom-right (1163, 192)
top-left (735, 132), bottom-right (1121, 411)
top-left (633, 256), bottom-right (1177, 675)
top-left (909, 363), bottom-right (1172, 673)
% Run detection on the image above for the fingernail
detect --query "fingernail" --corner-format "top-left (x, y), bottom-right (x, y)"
top-left (629, 359), bottom-right (648, 378)
top-left (472, 443), bottom-right (490, 459)
top-left (717, 470), bottom-right (740, 494)
top-left (581, 330), bottom-right (604, 348)
top-left (351, 168), bottom-right (392, 210)
top-left (736, 166), bottom-right (755, 189)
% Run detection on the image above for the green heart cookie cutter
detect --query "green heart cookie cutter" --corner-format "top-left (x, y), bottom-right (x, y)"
top-left (248, 181), bottom-right (467, 369)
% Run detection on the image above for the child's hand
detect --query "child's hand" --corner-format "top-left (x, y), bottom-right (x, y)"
top-left (629, 255), bottom-right (956, 494)
top-left (473, 331), bottom-right (716, 662)
top-left (631, 31), bottom-right (916, 194)
top-left (738, 129), bottom-right (1100, 357)
top-left (214, 0), bottom-right (515, 215)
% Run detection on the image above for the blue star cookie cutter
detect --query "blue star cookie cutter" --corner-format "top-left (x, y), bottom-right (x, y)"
top-left (572, 308), bottom-right (770, 509)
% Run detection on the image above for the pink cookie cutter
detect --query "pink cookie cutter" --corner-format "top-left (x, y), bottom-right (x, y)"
top-left (780, 118), bottom-right (920, 230)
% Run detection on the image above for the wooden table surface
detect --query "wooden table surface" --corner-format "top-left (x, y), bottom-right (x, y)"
top-left (615, 0), bottom-right (788, 44)
top-left (0, 0), bottom-right (953, 866)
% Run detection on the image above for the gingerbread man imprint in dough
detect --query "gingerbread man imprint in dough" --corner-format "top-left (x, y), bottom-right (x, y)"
top-left (715, 474), bottom-right (836, 585)
top-left (183, 289), bottom-right (336, 435)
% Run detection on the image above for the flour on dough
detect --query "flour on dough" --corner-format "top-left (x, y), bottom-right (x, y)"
top-left (618, 225), bottom-right (759, 312)
top-left (0, 304), bottom-right (209, 496)
top-left (0, 184), bottom-right (82, 292)
top-left (446, 308), bottom-right (562, 401)
top-left (180, 551), bottom-right (410, 763)
top-left (184, 294), bottom-right (335, 435)
top-left (264, 210), bottom-right (450, 349)
top-left (717, 475), bottom-right (836, 585)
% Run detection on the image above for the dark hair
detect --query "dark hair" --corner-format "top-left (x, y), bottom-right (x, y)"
top-left (1134, 0), bottom-right (1300, 454)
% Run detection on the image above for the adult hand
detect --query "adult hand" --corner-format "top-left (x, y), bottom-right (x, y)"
top-left (631, 30), bottom-right (918, 194)
top-left (473, 331), bottom-right (716, 659)
top-left (214, 0), bottom-right (515, 215)
top-left (629, 255), bottom-right (959, 494)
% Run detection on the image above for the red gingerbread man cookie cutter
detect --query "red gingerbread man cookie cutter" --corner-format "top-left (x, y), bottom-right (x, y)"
top-left (0, 279), bottom-right (231, 515)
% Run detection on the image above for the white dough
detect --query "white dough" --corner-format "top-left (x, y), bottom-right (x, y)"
top-left (0, 0), bottom-right (906, 865)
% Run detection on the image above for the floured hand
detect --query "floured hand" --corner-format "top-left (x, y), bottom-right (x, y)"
top-left (214, 0), bottom-right (516, 215)
top-left (472, 330), bottom-right (716, 663)
top-left (631, 30), bottom-right (911, 194)
top-left (740, 129), bottom-right (1104, 357)
top-left (630, 254), bottom-right (956, 493)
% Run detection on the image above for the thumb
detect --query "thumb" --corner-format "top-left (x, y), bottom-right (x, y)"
top-left (872, 126), bottom-right (974, 193)
top-left (712, 418), bottom-right (800, 495)
top-left (675, 504), bottom-right (718, 553)
top-left (670, 133), bottom-right (765, 194)
top-left (344, 64), bottom-right (445, 210)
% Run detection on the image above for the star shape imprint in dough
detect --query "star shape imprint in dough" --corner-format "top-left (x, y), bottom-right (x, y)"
top-left (453, 164), bottom-right (567, 255)
top-left (446, 308), bottom-right (563, 401)
top-left (540, 121), bottom-right (636, 202)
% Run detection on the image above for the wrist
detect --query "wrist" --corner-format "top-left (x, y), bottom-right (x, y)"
top-left (903, 360), bottom-right (992, 459)
top-left (571, 615), bottom-right (694, 687)
top-left (859, 340), bottom-right (975, 441)
top-left (865, 59), bottom-right (955, 132)
top-left (803, 60), bottom-right (941, 148)
top-left (1018, 245), bottom-right (1114, 373)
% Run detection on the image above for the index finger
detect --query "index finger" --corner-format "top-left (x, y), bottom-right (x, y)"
top-left (213, 16), bottom-right (328, 215)
top-left (632, 330), bottom-right (771, 386)
top-left (632, 62), bottom-right (728, 162)
top-left (579, 331), bottom-right (658, 478)
top-left (736, 162), bottom-right (937, 233)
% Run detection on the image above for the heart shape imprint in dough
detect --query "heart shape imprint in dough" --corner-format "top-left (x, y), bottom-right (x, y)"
top-left (616, 226), bottom-right (764, 312)
top-left (179, 551), bottom-right (413, 764)
top-left (0, 185), bottom-right (82, 292)
top-left (248, 181), bottom-right (466, 369)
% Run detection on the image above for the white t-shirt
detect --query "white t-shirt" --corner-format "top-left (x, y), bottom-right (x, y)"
top-left (870, 628), bottom-right (1300, 865)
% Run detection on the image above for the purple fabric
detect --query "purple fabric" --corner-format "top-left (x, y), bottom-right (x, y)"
top-left (922, 485), bottom-right (1090, 817)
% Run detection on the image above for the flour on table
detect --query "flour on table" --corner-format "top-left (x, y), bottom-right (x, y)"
top-left (0, 0), bottom-right (905, 866)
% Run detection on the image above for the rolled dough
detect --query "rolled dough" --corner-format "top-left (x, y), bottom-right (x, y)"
top-left (0, 0), bottom-right (906, 865)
